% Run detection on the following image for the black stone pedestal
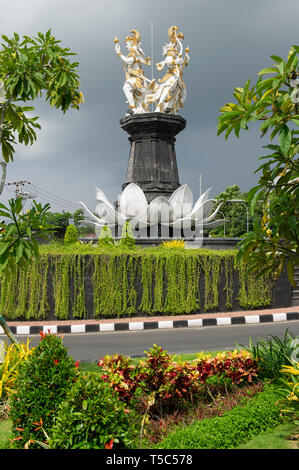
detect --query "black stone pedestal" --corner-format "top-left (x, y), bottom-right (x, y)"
top-left (120, 113), bottom-right (186, 203)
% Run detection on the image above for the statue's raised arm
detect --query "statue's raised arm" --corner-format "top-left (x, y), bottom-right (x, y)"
top-left (114, 30), bottom-right (153, 115)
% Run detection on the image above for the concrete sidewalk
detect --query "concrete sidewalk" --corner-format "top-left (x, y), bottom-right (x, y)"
top-left (1, 306), bottom-right (299, 336)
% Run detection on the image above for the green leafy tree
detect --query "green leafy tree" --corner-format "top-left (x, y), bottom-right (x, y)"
top-left (218, 46), bottom-right (299, 286)
top-left (45, 211), bottom-right (72, 228)
top-left (0, 197), bottom-right (54, 342)
top-left (0, 29), bottom-right (83, 192)
top-left (73, 208), bottom-right (84, 226)
top-left (210, 185), bottom-right (264, 237)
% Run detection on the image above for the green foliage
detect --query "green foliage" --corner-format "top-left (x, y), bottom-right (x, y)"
top-left (0, 248), bottom-right (274, 320)
top-left (0, 197), bottom-right (53, 282)
top-left (279, 362), bottom-right (299, 420)
top-left (120, 222), bottom-right (136, 249)
top-left (218, 46), bottom-right (299, 286)
top-left (0, 339), bottom-right (33, 403)
top-left (98, 345), bottom-right (259, 416)
top-left (73, 209), bottom-right (84, 227)
top-left (49, 371), bottom-right (137, 449)
top-left (98, 225), bottom-right (114, 248)
top-left (210, 185), bottom-right (263, 238)
top-left (236, 330), bottom-right (298, 379)
top-left (46, 211), bottom-right (72, 228)
top-left (63, 224), bottom-right (78, 245)
top-left (8, 333), bottom-right (78, 448)
top-left (238, 262), bottom-right (272, 308)
top-left (0, 30), bottom-right (83, 163)
top-left (151, 384), bottom-right (284, 449)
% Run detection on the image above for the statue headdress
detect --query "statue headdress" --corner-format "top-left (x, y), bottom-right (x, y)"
top-left (126, 29), bottom-right (141, 45)
top-left (168, 26), bottom-right (178, 43)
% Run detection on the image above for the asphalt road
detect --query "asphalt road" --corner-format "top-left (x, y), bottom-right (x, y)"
top-left (2, 320), bottom-right (299, 362)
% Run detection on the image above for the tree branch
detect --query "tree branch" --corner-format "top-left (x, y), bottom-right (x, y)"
top-left (0, 161), bottom-right (7, 195)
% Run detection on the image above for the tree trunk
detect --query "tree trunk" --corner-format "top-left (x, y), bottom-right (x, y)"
top-left (0, 315), bottom-right (18, 344)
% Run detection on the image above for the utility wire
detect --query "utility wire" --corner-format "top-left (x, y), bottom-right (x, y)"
top-left (23, 183), bottom-right (80, 212)
top-left (5, 181), bottom-right (81, 213)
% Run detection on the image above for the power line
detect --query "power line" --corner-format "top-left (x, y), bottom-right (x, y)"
top-left (28, 191), bottom-right (79, 212)
top-left (28, 183), bottom-right (80, 209)
top-left (24, 184), bottom-right (80, 212)
top-left (5, 180), bottom-right (81, 213)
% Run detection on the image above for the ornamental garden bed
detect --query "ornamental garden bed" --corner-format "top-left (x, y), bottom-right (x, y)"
top-left (1, 333), bottom-right (298, 450)
top-left (0, 244), bottom-right (292, 321)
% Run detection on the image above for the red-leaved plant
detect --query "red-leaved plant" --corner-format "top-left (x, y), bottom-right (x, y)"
top-left (97, 345), bottom-right (259, 412)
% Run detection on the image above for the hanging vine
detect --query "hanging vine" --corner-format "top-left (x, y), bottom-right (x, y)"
top-left (0, 248), bottom-right (275, 320)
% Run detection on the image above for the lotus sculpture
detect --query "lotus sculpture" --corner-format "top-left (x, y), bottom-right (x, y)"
top-left (79, 183), bottom-right (226, 238)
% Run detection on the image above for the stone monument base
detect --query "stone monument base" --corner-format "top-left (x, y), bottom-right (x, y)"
top-left (120, 112), bottom-right (186, 203)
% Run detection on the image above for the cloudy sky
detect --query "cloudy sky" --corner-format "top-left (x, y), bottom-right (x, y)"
top-left (1, 0), bottom-right (298, 213)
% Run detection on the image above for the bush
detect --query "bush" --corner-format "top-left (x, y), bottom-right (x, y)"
top-left (0, 339), bottom-right (33, 401)
top-left (49, 372), bottom-right (137, 449)
top-left (98, 345), bottom-right (201, 412)
top-left (279, 361), bottom-right (299, 420)
top-left (152, 384), bottom-right (284, 449)
top-left (195, 350), bottom-right (258, 386)
top-left (160, 240), bottom-right (185, 249)
top-left (64, 224), bottom-right (78, 245)
top-left (97, 354), bottom-right (143, 403)
top-left (97, 346), bottom-right (258, 416)
top-left (120, 222), bottom-right (136, 249)
top-left (0, 340), bottom-right (33, 419)
top-left (9, 332), bottom-right (78, 448)
top-left (138, 345), bottom-right (200, 409)
top-left (98, 225), bottom-right (114, 248)
top-left (237, 330), bottom-right (298, 379)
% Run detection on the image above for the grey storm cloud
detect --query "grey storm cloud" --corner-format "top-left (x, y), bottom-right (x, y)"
top-left (1, 0), bottom-right (299, 212)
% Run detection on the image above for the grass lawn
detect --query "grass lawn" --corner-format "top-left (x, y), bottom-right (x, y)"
top-left (0, 418), bottom-right (12, 449)
top-left (236, 422), bottom-right (298, 449)
top-left (1, 418), bottom-right (297, 450)
top-left (79, 351), bottom-right (227, 372)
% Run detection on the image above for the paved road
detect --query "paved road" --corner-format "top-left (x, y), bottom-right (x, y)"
top-left (3, 320), bottom-right (299, 362)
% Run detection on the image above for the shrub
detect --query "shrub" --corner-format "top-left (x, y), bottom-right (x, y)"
top-left (98, 225), bottom-right (114, 248)
top-left (279, 361), bottom-right (299, 420)
top-left (98, 346), bottom-right (201, 412)
top-left (120, 222), bottom-right (136, 249)
top-left (160, 240), bottom-right (185, 249)
top-left (97, 354), bottom-right (143, 403)
top-left (9, 332), bottom-right (78, 448)
top-left (49, 372), bottom-right (138, 449)
top-left (98, 346), bottom-right (259, 416)
top-left (64, 224), bottom-right (78, 245)
top-left (195, 350), bottom-right (258, 386)
top-left (152, 384), bottom-right (284, 449)
top-left (138, 345), bottom-right (200, 409)
top-left (0, 340), bottom-right (33, 418)
top-left (237, 330), bottom-right (298, 379)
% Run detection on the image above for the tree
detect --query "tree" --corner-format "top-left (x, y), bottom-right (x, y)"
top-left (0, 29), bottom-right (84, 193)
top-left (218, 46), bottom-right (299, 286)
top-left (73, 208), bottom-right (85, 226)
top-left (209, 185), bottom-right (263, 238)
top-left (0, 31), bottom-right (83, 341)
top-left (0, 197), bottom-right (55, 342)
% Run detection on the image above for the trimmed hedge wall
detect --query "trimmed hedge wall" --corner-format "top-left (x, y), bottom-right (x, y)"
top-left (0, 247), bottom-right (292, 321)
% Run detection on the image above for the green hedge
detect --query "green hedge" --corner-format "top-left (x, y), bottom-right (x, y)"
top-left (0, 245), bottom-right (273, 320)
top-left (150, 384), bottom-right (284, 449)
